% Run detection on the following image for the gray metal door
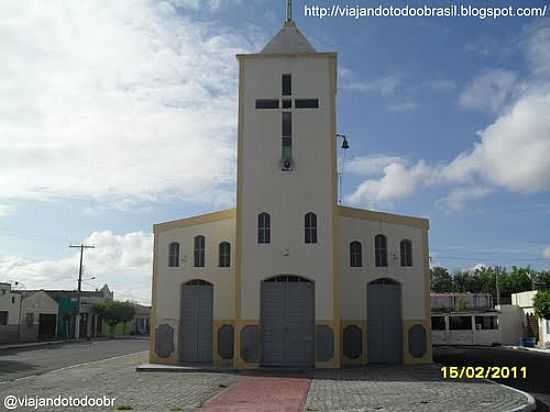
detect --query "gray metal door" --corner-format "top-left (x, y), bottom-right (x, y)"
top-left (367, 280), bottom-right (402, 364)
top-left (181, 282), bottom-right (213, 363)
top-left (261, 276), bottom-right (314, 367)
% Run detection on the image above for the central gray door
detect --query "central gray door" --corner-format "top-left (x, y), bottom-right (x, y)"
top-left (261, 276), bottom-right (314, 367)
top-left (181, 280), bottom-right (213, 363)
top-left (367, 279), bottom-right (402, 364)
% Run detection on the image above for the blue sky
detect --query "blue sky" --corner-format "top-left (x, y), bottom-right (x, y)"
top-left (1, 1), bottom-right (549, 303)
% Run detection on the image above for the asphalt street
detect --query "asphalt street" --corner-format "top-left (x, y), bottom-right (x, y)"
top-left (434, 345), bottom-right (550, 412)
top-left (0, 338), bottom-right (148, 382)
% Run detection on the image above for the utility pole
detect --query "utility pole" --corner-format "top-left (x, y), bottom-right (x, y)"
top-left (69, 244), bottom-right (95, 339)
top-left (495, 270), bottom-right (501, 307)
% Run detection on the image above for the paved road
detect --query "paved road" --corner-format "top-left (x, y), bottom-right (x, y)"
top-left (434, 346), bottom-right (550, 411)
top-left (0, 338), bottom-right (148, 382)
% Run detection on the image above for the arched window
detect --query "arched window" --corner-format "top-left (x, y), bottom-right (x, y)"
top-left (400, 239), bottom-right (413, 267)
top-left (374, 234), bottom-right (388, 267)
top-left (304, 212), bottom-right (317, 244)
top-left (349, 241), bottom-right (362, 267)
top-left (258, 212), bottom-right (271, 244)
top-left (219, 242), bottom-right (231, 268)
top-left (168, 242), bottom-right (179, 267)
top-left (194, 235), bottom-right (205, 267)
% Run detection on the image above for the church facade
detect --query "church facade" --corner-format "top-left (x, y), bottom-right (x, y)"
top-left (150, 17), bottom-right (432, 368)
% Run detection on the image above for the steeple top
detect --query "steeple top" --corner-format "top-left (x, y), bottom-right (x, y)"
top-left (260, 22), bottom-right (316, 55)
top-left (286, 0), bottom-right (293, 22)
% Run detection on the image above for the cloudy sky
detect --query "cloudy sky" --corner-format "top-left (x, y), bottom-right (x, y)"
top-left (1, 0), bottom-right (549, 303)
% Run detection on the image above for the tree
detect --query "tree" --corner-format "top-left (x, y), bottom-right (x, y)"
top-left (534, 271), bottom-right (550, 290)
top-left (500, 266), bottom-right (532, 298)
top-left (95, 301), bottom-right (136, 337)
top-left (533, 290), bottom-right (550, 320)
top-left (431, 267), bottom-right (453, 293)
top-left (452, 271), bottom-right (468, 293)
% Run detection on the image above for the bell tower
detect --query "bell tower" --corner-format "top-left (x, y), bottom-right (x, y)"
top-left (234, 2), bottom-right (340, 367)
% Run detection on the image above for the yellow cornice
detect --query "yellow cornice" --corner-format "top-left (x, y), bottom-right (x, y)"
top-left (153, 208), bottom-right (236, 234)
top-left (236, 52), bottom-right (337, 60)
top-left (337, 206), bottom-right (429, 230)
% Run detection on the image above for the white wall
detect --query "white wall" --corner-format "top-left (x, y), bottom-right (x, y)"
top-left (238, 54), bottom-right (336, 321)
top-left (338, 216), bottom-right (427, 321)
top-left (0, 287), bottom-right (21, 325)
top-left (497, 304), bottom-right (524, 345)
top-left (155, 218), bottom-right (236, 333)
top-left (431, 313), bottom-right (501, 346)
top-left (540, 317), bottom-right (550, 348)
top-left (511, 290), bottom-right (537, 308)
top-left (21, 291), bottom-right (58, 322)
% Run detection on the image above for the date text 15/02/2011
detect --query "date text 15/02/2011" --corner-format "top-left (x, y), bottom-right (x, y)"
top-left (441, 366), bottom-right (527, 379)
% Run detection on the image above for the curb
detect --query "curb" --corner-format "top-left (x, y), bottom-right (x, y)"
top-left (486, 379), bottom-right (536, 412)
top-left (0, 340), bottom-right (77, 351)
top-left (506, 346), bottom-right (550, 355)
top-left (0, 336), bottom-right (148, 351)
top-left (433, 362), bottom-right (536, 412)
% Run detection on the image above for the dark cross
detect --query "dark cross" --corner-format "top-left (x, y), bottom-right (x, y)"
top-left (255, 74), bottom-right (319, 170)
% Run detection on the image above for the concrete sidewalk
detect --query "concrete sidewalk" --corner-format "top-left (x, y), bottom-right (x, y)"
top-left (137, 362), bottom-right (535, 412)
top-left (0, 352), bottom-right (535, 412)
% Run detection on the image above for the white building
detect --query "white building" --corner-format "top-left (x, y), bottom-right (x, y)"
top-left (511, 291), bottom-right (550, 348)
top-left (18, 291), bottom-right (58, 342)
top-left (431, 293), bottom-right (500, 346)
top-left (0, 282), bottom-right (22, 344)
top-left (150, 7), bottom-right (431, 368)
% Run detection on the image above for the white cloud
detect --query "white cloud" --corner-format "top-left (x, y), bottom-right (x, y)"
top-left (524, 22), bottom-right (550, 77)
top-left (459, 69), bottom-right (517, 112)
top-left (347, 160), bottom-right (434, 208)
top-left (543, 246), bottom-right (550, 259)
top-left (0, 231), bottom-right (153, 304)
top-left (171, 0), bottom-right (242, 10)
top-left (449, 92), bottom-right (550, 192)
top-left (387, 101), bottom-right (418, 112)
top-left (0, 204), bottom-right (15, 217)
top-left (436, 186), bottom-right (492, 213)
top-left (470, 263), bottom-right (489, 272)
top-left (342, 74), bottom-right (403, 97)
top-left (426, 79), bottom-right (456, 93)
top-left (345, 155), bottom-right (404, 177)
top-left (0, 1), bottom-right (259, 210)
top-left (347, 23), bottom-right (550, 211)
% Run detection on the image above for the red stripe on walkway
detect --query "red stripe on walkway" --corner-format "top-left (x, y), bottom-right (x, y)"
top-left (200, 376), bottom-right (311, 412)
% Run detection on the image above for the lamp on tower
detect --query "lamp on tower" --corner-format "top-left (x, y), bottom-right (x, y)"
top-left (336, 134), bottom-right (350, 205)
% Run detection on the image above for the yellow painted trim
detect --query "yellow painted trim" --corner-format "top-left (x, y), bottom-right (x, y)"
top-left (402, 319), bottom-right (432, 364)
top-left (314, 320), bottom-right (338, 368)
top-left (153, 208), bottom-right (236, 234)
top-left (149, 232), bottom-right (159, 363)
top-left (237, 52), bottom-right (337, 60)
top-left (423, 230), bottom-right (434, 362)
top-left (233, 58), bottom-right (245, 368)
top-left (149, 352), bottom-right (178, 365)
top-left (234, 320), bottom-right (260, 369)
top-left (341, 321), bottom-right (368, 365)
top-left (213, 320), bottom-right (235, 367)
top-left (338, 206), bottom-right (429, 230)
top-left (329, 54), bottom-right (341, 369)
